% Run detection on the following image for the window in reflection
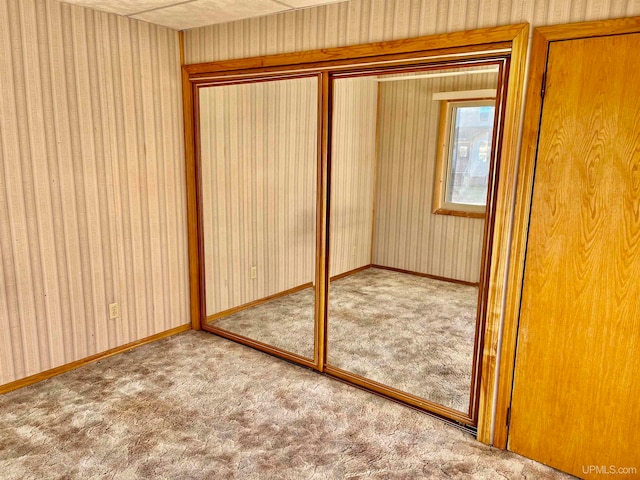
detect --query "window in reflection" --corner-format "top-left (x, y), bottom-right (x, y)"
top-left (444, 100), bottom-right (495, 209)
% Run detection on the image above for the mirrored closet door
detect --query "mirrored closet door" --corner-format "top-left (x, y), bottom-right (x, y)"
top-left (185, 24), bottom-right (527, 430)
top-left (325, 63), bottom-right (502, 419)
top-left (198, 75), bottom-right (320, 364)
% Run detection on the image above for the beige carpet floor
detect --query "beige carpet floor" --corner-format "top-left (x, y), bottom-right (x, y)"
top-left (0, 331), bottom-right (573, 479)
top-left (211, 268), bottom-right (477, 412)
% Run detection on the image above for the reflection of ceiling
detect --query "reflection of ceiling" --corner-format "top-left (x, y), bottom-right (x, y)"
top-left (58, 0), bottom-right (347, 30)
top-left (377, 66), bottom-right (500, 82)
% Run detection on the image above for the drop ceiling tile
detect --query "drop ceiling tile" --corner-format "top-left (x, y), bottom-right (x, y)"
top-left (279, 0), bottom-right (345, 8)
top-left (58, 0), bottom-right (181, 16)
top-left (131, 0), bottom-right (290, 30)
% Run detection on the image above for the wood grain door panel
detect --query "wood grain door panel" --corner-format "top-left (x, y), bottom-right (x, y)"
top-left (509, 32), bottom-right (640, 478)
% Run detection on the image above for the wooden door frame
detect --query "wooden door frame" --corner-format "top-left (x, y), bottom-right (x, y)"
top-left (493, 16), bottom-right (640, 449)
top-left (181, 23), bottom-right (530, 442)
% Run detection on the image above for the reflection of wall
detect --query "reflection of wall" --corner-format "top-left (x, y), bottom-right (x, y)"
top-left (373, 73), bottom-right (498, 283)
top-left (0, 0), bottom-right (188, 386)
top-left (200, 79), bottom-right (317, 316)
top-left (330, 77), bottom-right (378, 277)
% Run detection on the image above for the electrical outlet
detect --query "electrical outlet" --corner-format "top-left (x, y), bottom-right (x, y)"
top-left (109, 303), bottom-right (119, 319)
top-left (352, 246), bottom-right (357, 257)
top-left (250, 266), bottom-right (257, 279)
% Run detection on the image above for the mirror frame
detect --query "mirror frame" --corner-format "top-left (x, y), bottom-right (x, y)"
top-left (193, 73), bottom-right (323, 369)
top-left (181, 23), bottom-right (529, 443)
top-left (325, 59), bottom-right (506, 427)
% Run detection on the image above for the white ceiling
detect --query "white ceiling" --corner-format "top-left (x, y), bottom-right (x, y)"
top-left (59, 0), bottom-right (347, 30)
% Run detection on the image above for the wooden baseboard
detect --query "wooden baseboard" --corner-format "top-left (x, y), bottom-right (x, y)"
top-left (330, 264), bottom-right (371, 282)
top-left (0, 324), bottom-right (191, 395)
top-left (371, 264), bottom-right (479, 287)
top-left (206, 282), bottom-right (314, 324)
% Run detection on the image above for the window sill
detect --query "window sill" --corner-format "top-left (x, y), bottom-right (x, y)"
top-left (432, 207), bottom-right (485, 219)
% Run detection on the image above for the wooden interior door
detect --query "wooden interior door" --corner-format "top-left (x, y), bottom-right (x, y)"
top-left (508, 32), bottom-right (640, 478)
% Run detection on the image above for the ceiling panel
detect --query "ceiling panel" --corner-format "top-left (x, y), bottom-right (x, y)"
top-left (58, 0), bottom-right (349, 30)
top-left (130, 0), bottom-right (289, 30)
top-left (58, 0), bottom-right (180, 16)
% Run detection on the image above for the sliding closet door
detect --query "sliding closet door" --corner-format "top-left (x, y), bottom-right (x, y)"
top-left (198, 76), bottom-right (319, 363)
top-left (326, 64), bottom-right (501, 423)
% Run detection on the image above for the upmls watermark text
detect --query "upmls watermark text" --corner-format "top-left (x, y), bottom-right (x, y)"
top-left (582, 465), bottom-right (637, 475)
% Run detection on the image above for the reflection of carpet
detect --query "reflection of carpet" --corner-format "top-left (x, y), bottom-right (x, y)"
top-left (212, 287), bottom-right (316, 359)
top-left (210, 267), bottom-right (477, 412)
top-left (329, 268), bottom-right (477, 412)
top-left (0, 331), bottom-right (572, 479)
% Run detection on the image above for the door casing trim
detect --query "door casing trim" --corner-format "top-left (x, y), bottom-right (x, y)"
top-left (495, 15), bottom-right (640, 449)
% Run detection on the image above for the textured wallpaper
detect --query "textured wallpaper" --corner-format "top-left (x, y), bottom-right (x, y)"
top-left (183, 0), bottom-right (639, 63)
top-left (0, 0), bottom-right (188, 385)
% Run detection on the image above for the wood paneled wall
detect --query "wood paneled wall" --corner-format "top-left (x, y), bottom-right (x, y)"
top-left (199, 78), bottom-right (318, 316)
top-left (0, 0), bottom-right (188, 386)
top-left (330, 77), bottom-right (378, 277)
top-left (373, 72), bottom-right (498, 283)
top-left (183, 0), bottom-right (639, 64)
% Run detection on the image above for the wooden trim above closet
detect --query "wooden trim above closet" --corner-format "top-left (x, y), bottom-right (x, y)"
top-left (182, 22), bottom-right (529, 443)
top-left (492, 15), bottom-right (640, 450)
top-left (183, 25), bottom-right (524, 75)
